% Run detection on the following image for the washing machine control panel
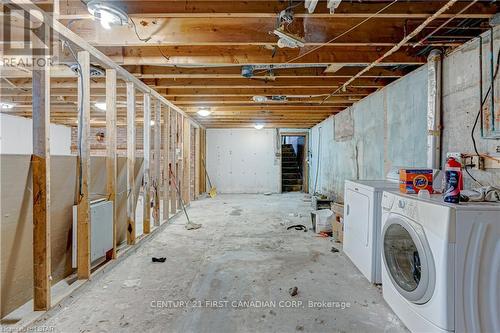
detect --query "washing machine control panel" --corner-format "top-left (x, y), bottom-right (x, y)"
top-left (393, 198), bottom-right (419, 220)
top-left (381, 192), bottom-right (395, 210)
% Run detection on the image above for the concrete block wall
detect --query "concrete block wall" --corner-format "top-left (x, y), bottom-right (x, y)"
top-left (310, 26), bottom-right (500, 200)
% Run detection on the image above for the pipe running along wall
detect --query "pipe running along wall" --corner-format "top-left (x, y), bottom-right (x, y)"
top-left (427, 49), bottom-right (443, 169)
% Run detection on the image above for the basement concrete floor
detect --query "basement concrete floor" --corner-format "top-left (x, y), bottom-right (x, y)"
top-left (32, 193), bottom-right (407, 333)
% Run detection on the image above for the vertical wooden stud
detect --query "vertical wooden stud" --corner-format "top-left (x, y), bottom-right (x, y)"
top-left (170, 111), bottom-right (177, 213)
top-left (177, 114), bottom-right (183, 208)
top-left (32, 23), bottom-right (51, 309)
top-left (153, 100), bottom-right (161, 226)
top-left (77, 51), bottom-right (91, 279)
top-left (182, 117), bottom-right (191, 204)
top-left (105, 69), bottom-right (117, 257)
top-left (162, 107), bottom-right (170, 222)
top-left (126, 82), bottom-right (136, 245)
top-left (143, 94), bottom-right (151, 234)
top-left (195, 127), bottom-right (201, 198)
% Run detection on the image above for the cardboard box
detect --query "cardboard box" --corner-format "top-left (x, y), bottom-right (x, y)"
top-left (331, 216), bottom-right (343, 243)
top-left (330, 202), bottom-right (344, 242)
top-left (399, 169), bottom-right (433, 194)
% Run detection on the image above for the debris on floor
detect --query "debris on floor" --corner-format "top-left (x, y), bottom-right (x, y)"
top-left (152, 257), bottom-right (166, 263)
top-left (331, 246), bottom-right (340, 253)
top-left (289, 286), bottom-right (298, 296)
top-left (263, 192), bottom-right (272, 196)
top-left (286, 224), bottom-right (307, 232)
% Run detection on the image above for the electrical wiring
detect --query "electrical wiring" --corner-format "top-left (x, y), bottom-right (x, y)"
top-left (468, 38), bottom-right (500, 186)
top-left (130, 17), bottom-right (152, 43)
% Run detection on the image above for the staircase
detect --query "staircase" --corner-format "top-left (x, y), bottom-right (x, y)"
top-left (281, 144), bottom-right (303, 192)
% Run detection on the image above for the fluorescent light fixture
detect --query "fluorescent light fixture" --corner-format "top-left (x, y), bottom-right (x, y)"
top-left (197, 108), bottom-right (212, 117)
top-left (150, 120), bottom-right (155, 126)
top-left (94, 102), bottom-right (106, 111)
top-left (254, 123), bottom-right (264, 130)
top-left (252, 95), bottom-right (268, 103)
top-left (0, 102), bottom-right (14, 109)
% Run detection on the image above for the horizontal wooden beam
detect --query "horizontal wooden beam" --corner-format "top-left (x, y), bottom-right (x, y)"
top-left (58, 1), bottom-right (496, 18)
top-left (91, 45), bottom-right (426, 66)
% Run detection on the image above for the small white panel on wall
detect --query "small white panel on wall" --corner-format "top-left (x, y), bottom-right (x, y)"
top-left (206, 129), bottom-right (280, 193)
top-left (0, 114), bottom-right (72, 155)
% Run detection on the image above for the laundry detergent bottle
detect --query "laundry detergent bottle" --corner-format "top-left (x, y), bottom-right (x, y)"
top-left (444, 157), bottom-right (462, 203)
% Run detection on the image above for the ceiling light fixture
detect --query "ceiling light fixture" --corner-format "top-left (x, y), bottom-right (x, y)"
top-left (87, 1), bottom-right (129, 30)
top-left (94, 102), bottom-right (106, 111)
top-left (197, 108), bottom-right (212, 117)
top-left (252, 95), bottom-right (268, 103)
top-left (1, 102), bottom-right (14, 109)
top-left (254, 123), bottom-right (264, 130)
top-left (150, 120), bottom-right (155, 126)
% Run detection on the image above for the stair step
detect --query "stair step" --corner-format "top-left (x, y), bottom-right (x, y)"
top-left (282, 156), bottom-right (297, 161)
top-left (282, 166), bottom-right (299, 172)
top-left (282, 179), bottom-right (303, 185)
top-left (282, 172), bottom-right (300, 179)
top-left (281, 161), bottom-right (299, 167)
top-left (282, 184), bottom-right (303, 192)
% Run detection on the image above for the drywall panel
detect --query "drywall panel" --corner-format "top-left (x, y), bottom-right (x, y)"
top-left (206, 129), bottom-right (279, 193)
top-left (0, 154), bottom-right (143, 317)
top-left (0, 114), bottom-right (72, 155)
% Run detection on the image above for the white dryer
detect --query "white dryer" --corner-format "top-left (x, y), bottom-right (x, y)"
top-left (381, 191), bottom-right (500, 333)
top-left (343, 179), bottom-right (399, 284)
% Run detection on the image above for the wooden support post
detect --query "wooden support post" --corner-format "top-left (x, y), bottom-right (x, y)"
top-left (170, 111), bottom-right (177, 213)
top-left (200, 128), bottom-right (207, 194)
top-left (32, 23), bottom-right (51, 310)
top-left (182, 117), bottom-right (191, 204)
top-left (195, 127), bottom-right (201, 198)
top-left (162, 107), bottom-right (170, 222)
top-left (105, 69), bottom-right (118, 257)
top-left (143, 94), bottom-right (152, 234)
top-left (177, 114), bottom-right (183, 208)
top-left (153, 100), bottom-right (161, 226)
top-left (77, 51), bottom-right (91, 279)
top-left (126, 81), bottom-right (136, 245)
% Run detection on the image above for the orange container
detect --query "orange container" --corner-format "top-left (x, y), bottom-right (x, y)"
top-left (399, 169), bottom-right (433, 194)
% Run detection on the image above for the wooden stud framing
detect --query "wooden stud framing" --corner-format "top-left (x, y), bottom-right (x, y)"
top-left (105, 69), bottom-right (118, 257)
top-left (143, 93), bottom-right (151, 234)
top-left (76, 51), bottom-right (91, 279)
top-left (199, 128), bottom-right (207, 194)
top-left (182, 117), bottom-right (191, 204)
top-left (153, 100), bottom-right (161, 226)
top-left (162, 106), bottom-right (170, 222)
top-left (126, 81), bottom-right (136, 245)
top-left (169, 111), bottom-right (178, 213)
top-left (177, 114), bottom-right (184, 208)
top-left (31, 22), bottom-right (51, 310)
top-left (195, 127), bottom-right (201, 198)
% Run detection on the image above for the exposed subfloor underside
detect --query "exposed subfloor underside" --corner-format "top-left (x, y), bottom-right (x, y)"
top-left (32, 193), bottom-right (406, 332)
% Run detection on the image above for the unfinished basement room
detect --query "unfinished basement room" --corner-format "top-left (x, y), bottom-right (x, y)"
top-left (1, 1), bottom-right (500, 332)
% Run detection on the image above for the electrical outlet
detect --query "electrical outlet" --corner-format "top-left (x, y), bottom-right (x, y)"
top-left (471, 156), bottom-right (485, 170)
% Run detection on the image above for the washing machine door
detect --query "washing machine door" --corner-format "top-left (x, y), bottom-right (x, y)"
top-left (382, 214), bottom-right (435, 304)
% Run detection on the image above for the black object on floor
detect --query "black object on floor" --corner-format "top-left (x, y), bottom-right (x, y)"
top-left (289, 286), bottom-right (298, 296)
top-left (152, 257), bottom-right (166, 263)
top-left (331, 246), bottom-right (339, 253)
top-left (286, 224), bottom-right (307, 232)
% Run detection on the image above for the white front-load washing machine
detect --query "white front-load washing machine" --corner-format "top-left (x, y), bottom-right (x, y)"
top-left (380, 191), bottom-right (500, 333)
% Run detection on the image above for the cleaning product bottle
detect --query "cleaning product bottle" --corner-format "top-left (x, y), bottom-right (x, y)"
top-left (444, 157), bottom-right (462, 203)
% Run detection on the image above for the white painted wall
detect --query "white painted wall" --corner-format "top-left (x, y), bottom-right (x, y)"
top-left (0, 114), bottom-right (72, 155)
top-left (206, 129), bottom-right (280, 193)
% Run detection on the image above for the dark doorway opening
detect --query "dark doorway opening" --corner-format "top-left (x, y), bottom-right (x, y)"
top-left (281, 134), bottom-right (308, 192)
